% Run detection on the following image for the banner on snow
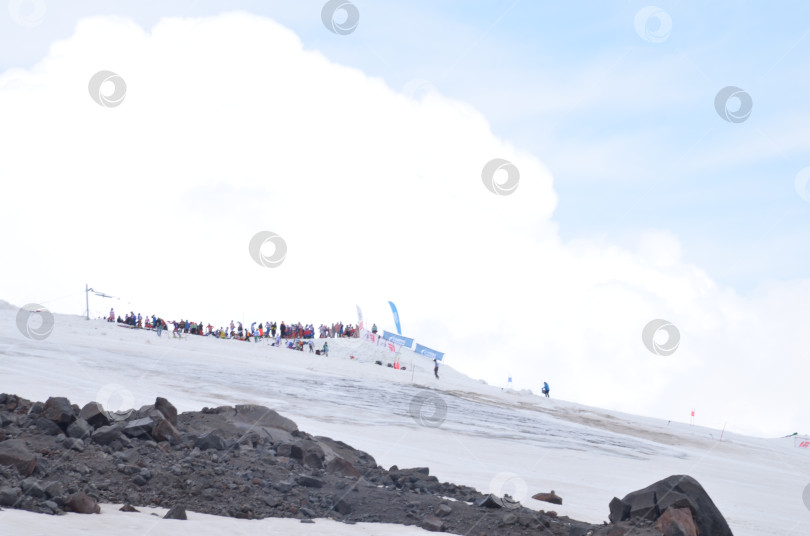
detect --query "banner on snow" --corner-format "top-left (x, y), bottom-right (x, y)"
top-left (414, 343), bottom-right (444, 361)
top-left (360, 328), bottom-right (399, 353)
top-left (382, 330), bottom-right (414, 349)
top-left (388, 301), bottom-right (402, 335)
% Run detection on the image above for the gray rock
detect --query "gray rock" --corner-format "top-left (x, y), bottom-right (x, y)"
top-left (123, 417), bottom-right (155, 438)
top-left (435, 503), bottom-right (452, 517)
top-left (477, 494), bottom-right (505, 508)
top-left (0, 486), bottom-right (18, 507)
top-left (63, 438), bottom-right (85, 452)
top-left (276, 443), bottom-right (304, 460)
top-left (232, 405), bottom-right (298, 432)
top-left (0, 439), bottom-right (37, 476)
top-left (42, 397), bottom-right (76, 426)
top-left (43, 481), bottom-right (64, 499)
top-left (195, 431), bottom-right (227, 451)
top-left (79, 402), bottom-right (110, 429)
top-left (618, 475), bottom-right (733, 536)
top-left (422, 515), bottom-right (445, 532)
top-left (21, 478), bottom-right (45, 498)
top-left (296, 475), bottom-right (324, 488)
top-left (333, 499), bottom-right (352, 515)
top-left (163, 505), bottom-right (187, 520)
top-left (67, 418), bottom-right (93, 439)
top-left (609, 496), bottom-right (631, 523)
top-left (91, 424), bottom-right (123, 446)
top-left (36, 417), bottom-right (62, 436)
top-left (27, 402), bottom-right (44, 416)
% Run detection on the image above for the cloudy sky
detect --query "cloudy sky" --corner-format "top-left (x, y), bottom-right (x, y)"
top-left (2, 1), bottom-right (810, 437)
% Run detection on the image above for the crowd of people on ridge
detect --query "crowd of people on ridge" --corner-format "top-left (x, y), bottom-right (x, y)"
top-left (109, 309), bottom-right (359, 351)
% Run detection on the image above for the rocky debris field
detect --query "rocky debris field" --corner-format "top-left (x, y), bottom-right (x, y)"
top-left (0, 393), bottom-right (732, 535)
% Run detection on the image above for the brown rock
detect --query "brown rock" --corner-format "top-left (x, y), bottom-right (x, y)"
top-left (154, 397), bottom-right (178, 426)
top-left (656, 507), bottom-right (699, 536)
top-left (0, 439), bottom-right (37, 476)
top-left (152, 419), bottom-right (180, 443)
top-left (532, 490), bottom-right (563, 505)
top-left (120, 504), bottom-right (140, 512)
top-left (325, 457), bottom-right (361, 478)
top-left (66, 492), bottom-right (100, 514)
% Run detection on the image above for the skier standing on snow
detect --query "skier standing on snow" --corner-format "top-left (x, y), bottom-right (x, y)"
top-left (542, 382), bottom-right (550, 398)
top-left (434, 359), bottom-right (439, 379)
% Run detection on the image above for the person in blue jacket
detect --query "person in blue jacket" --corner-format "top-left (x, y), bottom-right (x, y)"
top-left (542, 382), bottom-right (550, 398)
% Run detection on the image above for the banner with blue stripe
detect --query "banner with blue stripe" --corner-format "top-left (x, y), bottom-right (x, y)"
top-left (382, 330), bottom-right (414, 348)
top-left (414, 343), bottom-right (444, 361)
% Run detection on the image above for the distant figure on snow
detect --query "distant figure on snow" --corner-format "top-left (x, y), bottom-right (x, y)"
top-left (433, 358), bottom-right (439, 379)
top-left (542, 382), bottom-right (550, 398)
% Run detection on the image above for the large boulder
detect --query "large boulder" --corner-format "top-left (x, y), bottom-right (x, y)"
top-left (66, 418), bottom-right (93, 439)
top-left (65, 492), bottom-right (100, 514)
top-left (154, 397), bottom-right (178, 426)
top-left (35, 417), bottom-right (62, 436)
top-left (91, 423), bottom-right (124, 446)
top-left (41, 397), bottom-right (76, 427)
top-left (0, 439), bottom-right (37, 476)
top-left (611, 475), bottom-right (733, 536)
top-left (325, 457), bottom-right (360, 478)
top-left (122, 418), bottom-right (155, 438)
top-left (232, 405), bottom-right (298, 433)
top-left (152, 418), bottom-right (180, 443)
top-left (79, 402), bottom-right (110, 428)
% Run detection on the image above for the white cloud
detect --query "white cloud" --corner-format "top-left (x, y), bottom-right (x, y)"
top-left (0, 12), bottom-right (807, 437)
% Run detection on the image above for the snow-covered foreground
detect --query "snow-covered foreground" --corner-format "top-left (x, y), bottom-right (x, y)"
top-left (1, 304), bottom-right (809, 535)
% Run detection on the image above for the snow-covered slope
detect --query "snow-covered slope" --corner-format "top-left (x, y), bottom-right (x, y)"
top-left (1, 305), bottom-right (808, 535)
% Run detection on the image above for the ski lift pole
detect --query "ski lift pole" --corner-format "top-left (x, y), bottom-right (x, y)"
top-left (85, 284), bottom-right (116, 320)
